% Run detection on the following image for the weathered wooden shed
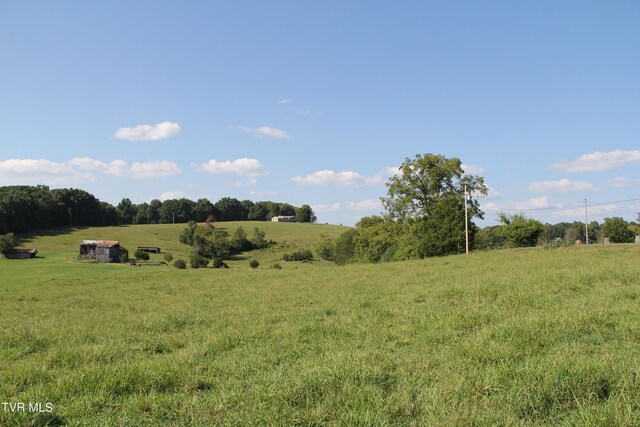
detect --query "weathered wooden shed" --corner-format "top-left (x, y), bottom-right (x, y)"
top-left (80, 240), bottom-right (122, 263)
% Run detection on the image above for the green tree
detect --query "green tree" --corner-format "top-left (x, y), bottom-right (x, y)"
top-left (231, 227), bottom-right (252, 252)
top-left (194, 198), bottom-right (216, 222)
top-left (179, 221), bottom-right (199, 245)
top-left (382, 153), bottom-right (487, 222)
top-left (248, 203), bottom-right (270, 221)
top-left (413, 194), bottom-right (471, 257)
top-left (147, 199), bottom-right (162, 224)
top-left (117, 198), bottom-right (136, 224)
top-left (0, 233), bottom-right (17, 255)
top-left (334, 228), bottom-right (358, 265)
top-left (498, 212), bottom-right (544, 247)
top-left (602, 217), bottom-right (634, 243)
top-left (296, 204), bottom-right (314, 223)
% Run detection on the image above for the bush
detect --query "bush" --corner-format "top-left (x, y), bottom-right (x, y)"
top-left (270, 263), bottom-right (282, 269)
top-left (316, 236), bottom-right (336, 261)
top-left (0, 233), bottom-right (17, 256)
top-left (163, 253), bottom-right (173, 263)
top-left (190, 254), bottom-right (210, 269)
top-left (119, 246), bottom-right (129, 263)
top-left (282, 249), bottom-right (313, 262)
top-left (212, 258), bottom-right (228, 269)
top-left (250, 259), bottom-right (260, 269)
top-left (134, 249), bottom-right (150, 260)
top-left (173, 259), bottom-right (187, 269)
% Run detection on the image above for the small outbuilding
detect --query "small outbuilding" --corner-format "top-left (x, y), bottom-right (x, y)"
top-left (4, 248), bottom-right (38, 259)
top-left (137, 246), bottom-right (161, 254)
top-left (80, 240), bottom-right (122, 263)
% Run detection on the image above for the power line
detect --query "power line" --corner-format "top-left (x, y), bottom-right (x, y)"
top-left (489, 196), bottom-right (640, 214)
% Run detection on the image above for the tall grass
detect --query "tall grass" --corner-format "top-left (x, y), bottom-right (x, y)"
top-left (1, 225), bottom-right (639, 425)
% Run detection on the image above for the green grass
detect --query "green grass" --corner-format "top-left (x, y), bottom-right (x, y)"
top-left (1, 224), bottom-right (639, 425)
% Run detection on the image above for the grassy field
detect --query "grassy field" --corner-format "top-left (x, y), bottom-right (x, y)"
top-left (1, 223), bottom-right (639, 425)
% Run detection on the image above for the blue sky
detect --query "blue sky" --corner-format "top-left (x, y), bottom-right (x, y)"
top-left (1, 1), bottom-right (639, 226)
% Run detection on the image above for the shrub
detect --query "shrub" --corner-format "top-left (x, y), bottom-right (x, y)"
top-left (163, 253), bottom-right (173, 263)
top-left (134, 249), bottom-right (150, 260)
top-left (212, 258), bottom-right (228, 269)
top-left (250, 259), bottom-right (260, 269)
top-left (173, 259), bottom-right (187, 269)
top-left (270, 263), bottom-right (282, 270)
top-left (0, 233), bottom-right (17, 256)
top-left (119, 247), bottom-right (129, 263)
top-left (190, 254), bottom-right (210, 269)
top-left (282, 249), bottom-right (313, 262)
top-left (316, 236), bottom-right (336, 261)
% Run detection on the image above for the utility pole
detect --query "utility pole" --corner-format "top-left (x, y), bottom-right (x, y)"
top-left (464, 185), bottom-right (469, 255)
top-left (584, 198), bottom-right (589, 245)
top-left (172, 212), bottom-right (175, 224)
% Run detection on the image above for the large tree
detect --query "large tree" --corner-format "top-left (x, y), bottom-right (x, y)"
top-left (498, 212), bottom-right (544, 247)
top-left (382, 153), bottom-right (487, 222)
top-left (602, 217), bottom-right (634, 243)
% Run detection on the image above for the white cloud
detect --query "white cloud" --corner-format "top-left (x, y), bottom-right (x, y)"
top-left (551, 204), bottom-right (619, 219)
top-left (277, 98), bottom-right (294, 104)
top-left (237, 125), bottom-right (292, 139)
top-left (384, 166), bottom-right (401, 176)
top-left (527, 179), bottom-right (594, 193)
top-left (461, 163), bottom-right (485, 175)
top-left (551, 150), bottom-right (640, 173)
top-left (607, 177), bottom-right (633, 188)
top-left (0, 158), bottom-right (92, 184)
top-left (482, 196), bottom-right (551, 213)
top-left (231, 178), bottom-right (258, 188)
top-left (195, 158), bottom-right (266, 176)
top-left (311, 202), bottom-right (341, 213)
top-left (159, 191), bottom-right (186, 201)
top-left (114, 121), bottom-right (181, 141)
top-left (292, 170), bottom-right (385, 187)
top-left (346, 199), bottom-right (382, 212)
top-left (70, 157), bottom-right (181, 179)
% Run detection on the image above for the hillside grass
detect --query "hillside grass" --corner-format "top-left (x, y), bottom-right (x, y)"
top-left (1, 224), bottom-right (639, 425)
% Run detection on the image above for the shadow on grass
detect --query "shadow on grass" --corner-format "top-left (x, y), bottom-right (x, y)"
top-left (16, 225), bottom-right (133, 244)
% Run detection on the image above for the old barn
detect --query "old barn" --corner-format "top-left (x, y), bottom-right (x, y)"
top-left (80, 240), bottom-right (122, 263)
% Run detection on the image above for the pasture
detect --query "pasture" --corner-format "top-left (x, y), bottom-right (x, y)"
top-left (1, 223), bottom-right (639, 425)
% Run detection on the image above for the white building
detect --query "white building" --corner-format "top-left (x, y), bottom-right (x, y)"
top-left (271, 215), bottom-right (297, 223)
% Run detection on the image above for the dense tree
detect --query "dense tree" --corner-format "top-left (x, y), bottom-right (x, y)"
top-left (334, 228), bottom-right (358, 265)
top-left (0, 233), bottom-right (17, 255)
top-left (248, 202), bottom-right (270, 221)
top-left (214, 197), bottom-right (243, 221)
top-left (117, 198), bottom-right (136, 224)
top-left (146, 199), bottom-right (162, 224)
top-left (133, 203), bottom-right (149, 224)
top-left (602, 217), bottom-right (634, 243)
top-left (296, 204), bottom-right (315, 223)
top-left (498, 212), bottom-right (544, 247)
top-left (194, 198), bottom-right (216, 222)
top-left (382, 153), bottom-right (487, 222)
top-left (413, 194), bottom-right (472, 257)
top-left (240, 200), bottom-right (254, 221)
top-left (475, 225), bottom-right (506, 250)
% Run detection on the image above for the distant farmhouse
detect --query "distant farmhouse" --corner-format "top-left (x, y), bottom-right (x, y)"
top-left (80, 240), bottom-right (122, 263)
top-left (271, 215), bottom-right (297, 223)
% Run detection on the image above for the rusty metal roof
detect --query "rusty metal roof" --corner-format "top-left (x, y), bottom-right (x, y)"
top-left (81, 240), bottom-right (120, 247)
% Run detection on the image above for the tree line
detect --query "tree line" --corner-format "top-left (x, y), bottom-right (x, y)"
top-left (314, 153), bottom-right (640, 265)
top-left (0, 185), bottom-right (315, 234)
